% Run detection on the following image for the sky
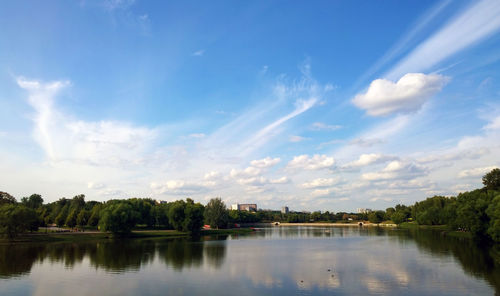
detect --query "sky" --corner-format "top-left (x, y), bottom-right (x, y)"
top-left (1, 0), bottom-right (500, 212)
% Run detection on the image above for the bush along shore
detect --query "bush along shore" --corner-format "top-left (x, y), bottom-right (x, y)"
top-left (1, 168), bottom-right (499, 243)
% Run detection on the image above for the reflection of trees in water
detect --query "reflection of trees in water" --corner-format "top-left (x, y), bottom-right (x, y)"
top-left (45, 243), bottom-right (90, 268)
top-left (0, 237), bottom-right (228, 278)
top-left (89, 239), bottom-right (156, 272)
top-left (204, 241), bottom-right (227, 268)
top-left (0, 244), bottom-right (45, 278)
top-left (390, 229), bottom-right (500, 294)
top-left (157, 238), bottom-right (204, 271)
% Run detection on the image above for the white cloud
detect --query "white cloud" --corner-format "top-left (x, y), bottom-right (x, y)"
top-left (204, 171), bottom-right (221, 180)
top-left (287, 154), bottom-right (335, 170)
top-left (150, 179), bottom-right (215, 195)
top-left (17, 78), bottom-right (157, 166)
top-left (250, 157), bottom-right (281, 168)
top-left (311, 122), bottom-right (342, 131)
top-left (230, 166), bottom-right (262, 178)
top-left (301, 178), bottom-right (339, 189)
top-left (362, 160), bottom-right (426, 181)
top-left (385, 0), bottom-right (500, 80)
top-left (484, 116), bottom-right (500, 130)
top-left (270, 176), bottom-right (289, 184)
top-left (458, 166), bottom-right (497, 178)
top-left (344, 153), bottom-right (397, 168)
top-left (236, 176), bottom-right (289, 187)
top-left (352, 73), bottom-right (449, 116)
top-left (240, 97), bottom-right (318, 155)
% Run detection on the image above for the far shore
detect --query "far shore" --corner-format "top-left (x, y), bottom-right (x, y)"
top-left (242, 222), bottom-right (397, 227)
top-left (275, 222), bottom-right (396, 227)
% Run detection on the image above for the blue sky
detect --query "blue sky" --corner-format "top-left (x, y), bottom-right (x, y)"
top-left (1, 0), bottom-right (500, 212)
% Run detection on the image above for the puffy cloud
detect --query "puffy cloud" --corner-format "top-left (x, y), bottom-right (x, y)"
top-left (269, 176), bottom-right (289, 184)
top-left (301, 178), bottom-right (340, 189)
top-left (458, 166), bottom-right (497, 178)
top-left (204, 171), bottom-right (221, 180)
top-left (250, 157), bottom-right (281, 168)
top-left (484, 116), bottom-right (500, 130)
top-left (150, 179), bottom-right (215, 195)
top-left (230, 166), bottom-right (262, 178)
top-left (344, 153), bottom-right (397, 168)
top-left (352, 73), bottom-right (449, 116)
top-left (237, 176), bottom-right (289, 186)
top-left (362, 160), bottom-right (426, 181)
top-left (287, 154), bottom-right (335, 170)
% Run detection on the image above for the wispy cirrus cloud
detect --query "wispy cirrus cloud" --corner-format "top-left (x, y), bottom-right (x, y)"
top-left (386, 0), bottom-right (500, 79)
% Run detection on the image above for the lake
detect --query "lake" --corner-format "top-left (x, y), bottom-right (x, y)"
top-left (1, 226), bottom-right (499, 295)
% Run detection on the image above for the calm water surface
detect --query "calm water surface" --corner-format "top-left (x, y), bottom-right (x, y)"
top-left (1, 226), bottom-right (500, 295)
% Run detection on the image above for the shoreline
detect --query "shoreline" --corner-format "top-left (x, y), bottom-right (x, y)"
top-left (273, 222), bottom-right (396, 227)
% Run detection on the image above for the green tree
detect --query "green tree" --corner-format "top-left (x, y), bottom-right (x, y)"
top-left (152, 203), bottom-right (170, 228)
top-left (168, 200), bottom-right (186, 231)
top-left (385, 207), bottom-right (395, 220)
top-left (204, 198), bottom-right (228, 229)
top-left (88, 205), bottom-right (101, 227)
top-left (0, 204), bottom-right (38, 238)
top-left (21, 194), bottom-right (44, 209)
top-left (368, 211), bottom-right (385, 225)
top-left (391, 211), bottom-right (406, 225)
top-left (76, 209), bottom-right (90, 229)
top-left (483, 168), bottom-right (500, 191)
top-left (183, 199), bottom-right (204, 233)
top-left (129, 198), bottom-right (155, 227)
top-left (99, 202), bottom-right (140, 234)
top-left (452, 189), bottom-right (492, 239)
top-left (65, 209), bottom-right (78, 229)
top-left (0, 192), bottom-right (16, 205)
top-left (486, 194), bottom-right (500, 242)
top-left (55, 204), bottom-right (69, 227)
top-left (70, 194), bottom-right (86, 210)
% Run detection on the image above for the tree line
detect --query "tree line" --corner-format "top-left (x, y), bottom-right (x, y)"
top-left (0, 193), bottom-right (229, 238)
top-left (1, 168), bottom-right (499, 241)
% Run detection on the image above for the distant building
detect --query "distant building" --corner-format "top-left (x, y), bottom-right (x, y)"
top-left (357, 208), bottom-right (372, 214)
top-left (231, 203), bottom-right (258, 211)
top-left (281, 206), bottom-right (289, 214)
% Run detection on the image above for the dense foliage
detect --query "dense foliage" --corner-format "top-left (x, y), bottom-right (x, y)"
top-left (2, 168), bottom-right (500, 242)
top-left (0, 194), bottom-right (208, 237)
top-left (204, 198), bottom-right (228, 229)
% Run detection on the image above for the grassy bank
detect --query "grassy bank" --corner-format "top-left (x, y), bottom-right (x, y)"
top-left (0, 228), bottom-right (255, 244)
